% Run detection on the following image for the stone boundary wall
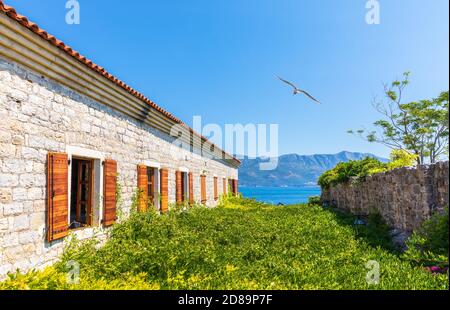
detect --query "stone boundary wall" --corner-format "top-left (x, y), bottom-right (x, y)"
top-left (321, 161), bottom-right (449, 232)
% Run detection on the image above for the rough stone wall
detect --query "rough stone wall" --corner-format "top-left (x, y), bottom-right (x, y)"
top-left (0, 57), bottom-right (238, 278)
top-left (321, 161), bottom-right (449, 232)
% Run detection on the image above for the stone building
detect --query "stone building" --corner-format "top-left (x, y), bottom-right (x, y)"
top-left (0, 3), bottom-right (240, 278)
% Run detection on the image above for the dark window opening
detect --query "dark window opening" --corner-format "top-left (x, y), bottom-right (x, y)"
top-left (70, 158), bottom-right (93, 229)
top-left (147, 167), bottom-right (155, 206)
top-left (181, 172), bottom-right (187, 201)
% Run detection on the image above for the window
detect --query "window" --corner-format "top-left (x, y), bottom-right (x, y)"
top-left (147, 167), bottom-right (156, 206)
top-left (176, 170), bottom-right (189, 205)
top-left (47, 150), bottom-right (117, 242)
top-left (228, 178), bottom-right (238, 196)
top-left (70, 157), bottom-right (94, 229)
top-left (188, 172), bottom-right (194, 205)
top-left (138, 165), bottom-right (160, 211)
top-left (232, 179), bottom-right (238, 195)
top-left (182, 172), bottom-right (189, 202)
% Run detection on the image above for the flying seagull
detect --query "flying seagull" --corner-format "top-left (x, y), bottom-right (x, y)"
top-left (276, 75), bottom-right (321, 104)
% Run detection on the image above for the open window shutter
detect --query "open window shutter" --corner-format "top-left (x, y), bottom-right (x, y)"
top-left (214, 177), bottom-right (218, 200)
top-left (188, 172), bottom-right (194, 205)
top-left (103, 159), bottom-right (117, 227)
top-left (160, 168), bottom-right (168, 213)
top-left (47, 153), bottom-right (69, 242)
top-left (223, 178), bottom-right (227, 195)
top-left (137, 165), bottom-right (148, 212)
top-left (200, 175), bottom-right (206, 204)
top-left (175, 171), bottom-right (182, 205)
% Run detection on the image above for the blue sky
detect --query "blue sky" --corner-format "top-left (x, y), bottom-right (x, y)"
top-left (5, 0), bottom-right (449, 158)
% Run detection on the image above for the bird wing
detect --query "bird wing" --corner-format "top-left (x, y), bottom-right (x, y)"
top-left (276, 75), bottom-right (298, 90)
top-left (299, 89), bottom-right (321, 104)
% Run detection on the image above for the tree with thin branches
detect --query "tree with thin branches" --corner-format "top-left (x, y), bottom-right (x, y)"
top-left (349, 72), bottom-right (449, 164)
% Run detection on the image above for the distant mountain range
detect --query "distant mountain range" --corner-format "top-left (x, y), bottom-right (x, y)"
top-left (239, 151), bottom-right (388, 187)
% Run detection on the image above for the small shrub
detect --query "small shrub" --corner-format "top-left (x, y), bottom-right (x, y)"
top-left (403, 207), bottom-right (449, 266)
top-left (308, 196), bottom-right (321, 205)
top-left (360, 212), bottom-right (395, 251)
top-left (418, 207), bottom-right (449, 255)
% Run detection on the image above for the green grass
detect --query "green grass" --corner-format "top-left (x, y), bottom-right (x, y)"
top-left (1, 197), bottom-right (448, 290)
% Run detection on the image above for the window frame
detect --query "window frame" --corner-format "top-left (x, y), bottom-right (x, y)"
top-left (66, 146), bottom-right (104, 229)
top-left (142, 160), bottom-right (161, 210)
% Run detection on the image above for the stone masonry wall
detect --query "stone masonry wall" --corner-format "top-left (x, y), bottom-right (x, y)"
top-left (0, 57), bottom-right (238, 278)
top-left (321, 161), bottom-right (449, 232)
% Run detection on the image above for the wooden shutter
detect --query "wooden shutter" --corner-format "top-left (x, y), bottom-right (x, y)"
top-left (47, 153), bottom-right (69, 242)
top-left (188, 172), bottom-right (194, 205)
top-left (232, 179), bottom-right (239, 196)
top-left (160, 168), bottom-right (169, 213)
top-left (103, 159), bottom-right (117, 227)
top-left (137, 165), bottom-right (148, 212)
top-left (223, 178), bottom-right (227, 195)
top-left (175, 171), bottom-right (182, 205)
top-left (200, 175), bottom-right (206, 204)
top-left (214, 177), bottom-right (218, 201)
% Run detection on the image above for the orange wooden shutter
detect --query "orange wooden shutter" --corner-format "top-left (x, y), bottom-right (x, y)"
top-left (232, 179), bottom-right (239, 196)
top-left (47, 153), bottom-right (69, 242)
top-left (214, 177), bottom-right (218, 200)
top-left (188, 172), bottom-right (194, 205)
top-left (137, 165), bottom-right (148, 212)
top-left (160, 168), bottom-right (169, 213)
top-left (223, 178), bottom-right (227, 195)
top-left (175, 171), bottom-right (182, 205)
top-left (200, 175), bottom-right (206, 204)
top-left (103, 159), bottom-right (117, 227)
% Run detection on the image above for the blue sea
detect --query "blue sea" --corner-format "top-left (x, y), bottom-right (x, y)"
top-left (240, 186), bottom-right (321, 205)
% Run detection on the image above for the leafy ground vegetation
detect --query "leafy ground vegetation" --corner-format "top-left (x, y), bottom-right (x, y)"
top-left (1, 197), bottom-right (448, 290)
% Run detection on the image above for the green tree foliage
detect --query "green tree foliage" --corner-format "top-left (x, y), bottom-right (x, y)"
top-left (349, 72), bottom-right (449, 164)
top-left (387, 149), bottom-right (418, 168)
top-left (318, 150), bottom-right (419, 189)
top-left (318, 157), bottom-right (386, 189)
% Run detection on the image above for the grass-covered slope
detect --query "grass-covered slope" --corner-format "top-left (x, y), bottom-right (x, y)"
top-left (1, 198), bottom-right (448, 290)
